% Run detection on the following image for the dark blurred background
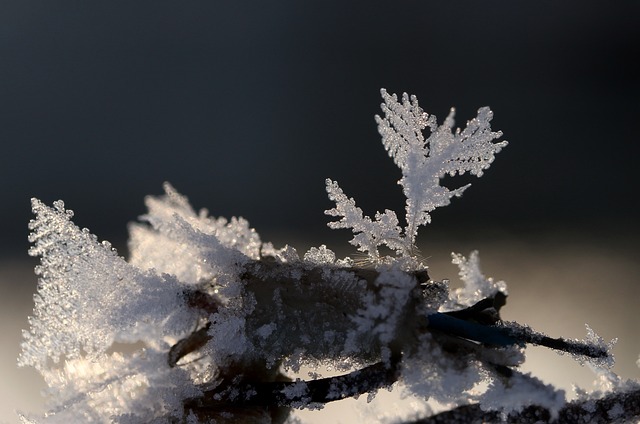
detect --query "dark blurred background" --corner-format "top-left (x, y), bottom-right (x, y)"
top-left (1, 1), bottom-right (638, 255)
top-left (1, 1), bottom-right (638, 421)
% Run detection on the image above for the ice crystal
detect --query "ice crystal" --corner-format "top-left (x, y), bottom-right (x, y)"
top-left (400, 332), bottom-right (485, 406)
top-left (325, 179), bottom-right (404, 262)
top-left (303, 245), bottom-right (337, 265)
top-left (326, 89), bottom-right (507, 263)
top-left (19, 184), bottom-right (270, 422)
top-left (581, 325), bottom-right (617, 369)
top-left (19, 199), bottom-right (199, 422)
top-left (450, 250), bottom-right (507, 307)
top-left (20, 199), bottom-right (195, 371)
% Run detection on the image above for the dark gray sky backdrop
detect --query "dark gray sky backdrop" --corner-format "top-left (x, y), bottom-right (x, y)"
top-left (1, 1), bottom-right (638, 256)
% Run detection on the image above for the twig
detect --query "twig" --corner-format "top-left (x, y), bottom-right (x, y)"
top-left (171, 259), bottom-right (619, 422)
top-left (411, 387), bottom-right (640, 424)
top-left (184, 355), bottom-right (401, 418)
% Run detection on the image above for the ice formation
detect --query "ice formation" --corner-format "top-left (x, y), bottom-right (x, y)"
top-left (18, 90), bottom-right (633, 423)
top-left (326, 89), bottom-right (507, 264)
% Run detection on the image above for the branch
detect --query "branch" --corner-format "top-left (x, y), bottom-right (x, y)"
top-left (171, 258), bottom-right (431, 366)
top-left (183, 355), bottom-right (401, 423)
top-left (411, 387), bottom-right (640, 424)
top-left (170, 258), bottom-right (618, 422)
top-left (185, 355), bottom-right (401, 410)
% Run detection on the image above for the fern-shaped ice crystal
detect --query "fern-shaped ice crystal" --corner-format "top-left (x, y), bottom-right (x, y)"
top-left (326, 89), bottom-right (507, 262)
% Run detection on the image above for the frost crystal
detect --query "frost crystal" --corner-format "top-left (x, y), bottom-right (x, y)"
top-left (20, 199), bottom-right (200, 422)
top-left (129, 182), bottom-right (258, 288)
top-left (450, 250), bottom-right (507, 307)
top-left (481, 371), bottom-right (566, 418)
top-left (326, 89), bottom-right (507, 263)
top-left (581, 324), bottom-right (617, 369)
top-left (19, 184), bottom-right (267, 422)
top-left (303, 245), bottom-right (337, 265)
top-left (21, 199), bottom-right (195, 371)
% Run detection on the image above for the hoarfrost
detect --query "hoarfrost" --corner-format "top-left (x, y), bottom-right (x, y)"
top-left (20, 199), bottom-right (196, 371)
top-left (137, 182), bottom-right (261, 260)
top-left (19, 199), bottom-right (200, 422)
top-left (481, 371), bottom-right (565, 418)
top-left (401, 333), bottom-right (484, 406)
top-left (572, 356), bottom-right (640, 423)
top-left (282, 379), bottom-right (310, 404)
top-left (326, 89), bottom-right (507, 263)
top-left (303, 245), bottom-right (336, 265)
top-left (128, 182), bottom-right (255, 292)
top-left (582, 324), bottom-right (617, 369)
top-left (19, 184), bottom-right (268, 422)
top-left (344, 268), bottom-right (416, 353)
top-left (18, 89), bottom-right (637, 423)
top-left (261, 243), bottom-right (300, 263)
top-left (450, 250), bottom-right (507, 307)
top-left (206, 312), bottom-right (251, 361)
top-left (325, 179), bottom-right (404, 262)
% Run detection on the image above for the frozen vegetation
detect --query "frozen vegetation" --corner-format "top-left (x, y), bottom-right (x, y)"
top-left (18, 90), bottom-right (639, 423)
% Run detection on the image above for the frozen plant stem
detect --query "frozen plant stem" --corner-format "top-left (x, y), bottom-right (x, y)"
top-left (184, 355), bottom-right (402, 411)
top-left (174, 260), bottom-right (609, 369)
top-left (413, 387), bottom-right (640, 424)
top-left (171, 259), bottom-right (615, 416)
top-left (18, 90), bottom-right (639, 423)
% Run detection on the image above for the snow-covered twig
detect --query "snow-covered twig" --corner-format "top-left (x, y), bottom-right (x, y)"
top-left (185, 355), bottom-right (401, 411)
top-left (17, 90), bottom-right (636, 423)
top-left (412, 386), bottom-right (640, 424)
top-left (169, 260), bottom-right (617, 421)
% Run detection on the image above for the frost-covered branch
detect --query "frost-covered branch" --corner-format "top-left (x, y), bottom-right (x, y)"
top-left (184, 355), bottom-right (401, 412)
top-left (412, 386), bottom-right (640, 424)
top-left (16, 90), bottom-right (637, 423)
top-left (164, 260), bottom-right (616, 421)
top-left (173, 260), bottom-right (610, 368)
